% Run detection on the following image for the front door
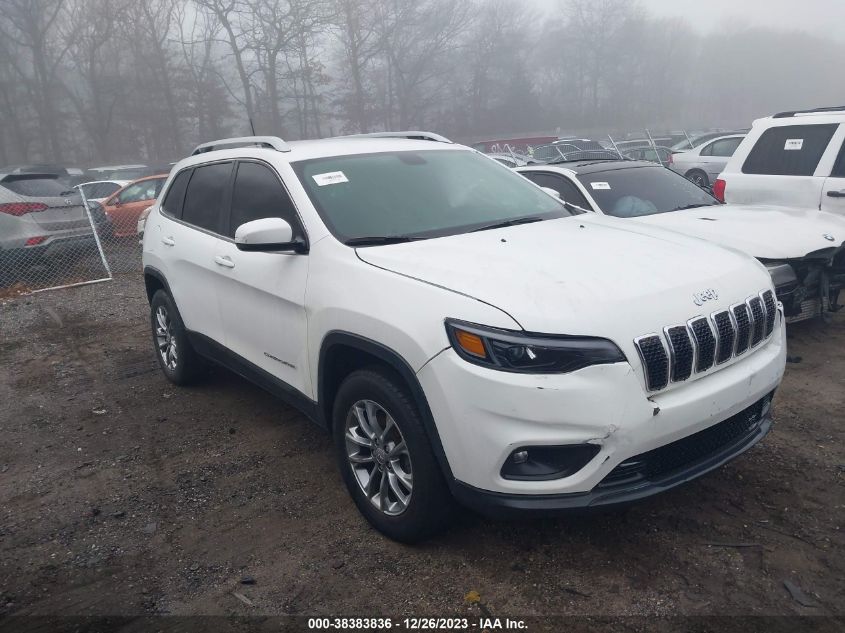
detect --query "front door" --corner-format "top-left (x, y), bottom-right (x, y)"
top-left (213, 160), bottom-right (312, 399)
top-left (821, 137), bottom-right (845, 216)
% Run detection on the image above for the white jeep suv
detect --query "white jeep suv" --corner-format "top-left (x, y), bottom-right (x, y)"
top-left (142, 133), bottom-right (786, 542)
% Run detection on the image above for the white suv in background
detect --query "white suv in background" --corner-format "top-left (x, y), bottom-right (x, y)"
top-left (716, 107), bottom-right (845, 214)
top-left (142, 134), bottom-right (786, 542)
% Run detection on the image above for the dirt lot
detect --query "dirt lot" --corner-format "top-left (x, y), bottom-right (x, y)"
top-left (1, 277), bottom-right (843, 624)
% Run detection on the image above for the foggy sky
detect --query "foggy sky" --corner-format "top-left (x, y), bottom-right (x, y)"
top-left (530, 0), bottom-right (845, 40)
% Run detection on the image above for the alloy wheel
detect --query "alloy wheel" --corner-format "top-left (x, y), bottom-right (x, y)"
top-left (154, 305), bottom-right (178, 371)
top-left (345, 399), bottom-right (413, 516)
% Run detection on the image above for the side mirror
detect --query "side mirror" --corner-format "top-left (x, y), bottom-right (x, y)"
top-left (235, 217), bottom-right (307, 254)
top-left (541, 187), bottom-right (561, 199)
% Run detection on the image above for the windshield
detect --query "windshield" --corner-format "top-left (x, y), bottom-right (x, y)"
top-left (577, 166), bottom-right (719, 218)
top-left (293, 150), bottom-right (570, 242)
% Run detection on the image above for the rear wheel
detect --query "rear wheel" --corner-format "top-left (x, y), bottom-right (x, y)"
top-left (686, 169), bottom-right (709, 189)
top-left (333, 369), bottom-right (454, 543)
top-left (150, 290), bottom-right (204, 385)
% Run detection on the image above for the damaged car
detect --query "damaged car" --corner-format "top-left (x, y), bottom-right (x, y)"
top-left (516, 159), bottom-right (845, 322)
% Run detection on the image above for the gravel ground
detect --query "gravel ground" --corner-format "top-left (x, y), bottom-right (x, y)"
top-left (0, 277), bottom-right (843, 626)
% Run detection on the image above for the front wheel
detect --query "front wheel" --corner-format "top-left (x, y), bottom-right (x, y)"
top-left (333, 369), bottom-right (454, 543)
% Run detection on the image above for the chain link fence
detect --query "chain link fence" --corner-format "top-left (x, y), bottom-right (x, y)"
top-left (0, 176), bottom-right (146, 299)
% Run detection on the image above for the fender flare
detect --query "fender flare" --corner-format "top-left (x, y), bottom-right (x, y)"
top-left (143, 265), bottom-right (174, 304)
top-left (318, 331), bottom-right (455, 483)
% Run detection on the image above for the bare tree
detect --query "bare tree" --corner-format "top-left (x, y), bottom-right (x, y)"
top-left (0, 0), bottom-right (75, 160)
top-left (194, 0), bottom-right (258, 127)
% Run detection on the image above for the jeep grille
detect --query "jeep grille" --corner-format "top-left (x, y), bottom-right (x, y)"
top-left (634, 290), bottom-right (778, 393)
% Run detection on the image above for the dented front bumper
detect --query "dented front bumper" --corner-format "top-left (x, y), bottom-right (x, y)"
top-left (417, 314), bottom-right (786, 503)
top-left (770, 248), bottom-right (845, 323)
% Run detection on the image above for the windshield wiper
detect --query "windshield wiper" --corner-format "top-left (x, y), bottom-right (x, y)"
top-left (345, 236), bottom-right (425, 247)
top-left (562, 201), bottom-right (591, 215)
top-left (470, 216), bottom-right (546, 233)
top-left (671, 203), bottom-right (716, 211)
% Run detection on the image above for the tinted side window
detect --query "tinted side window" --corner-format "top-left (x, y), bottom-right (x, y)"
top-left (832, 140), bottom-right (845, 178)
top-left (742, 124), bottom-right (837, 176)
top-left (523, 172), bottom-right (591, 208)
top-left (182, 162), bottom-right (233, 233)
top-left (161, 169), bottom-right (191, 218)
top-left (229, 162), bottom-right (302, 238)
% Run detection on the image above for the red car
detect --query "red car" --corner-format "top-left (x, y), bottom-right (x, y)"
top-left (102, 174), bottom-right (168, 238)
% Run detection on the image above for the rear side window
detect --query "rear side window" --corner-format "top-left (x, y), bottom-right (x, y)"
top-left (161, 170), bottom-right (191, 218)
top-left (742, 124), bottom-right (838, 176)
top-left (229, 162), bottom-right (302, 238)
top-left (182, 162), bottom-right (233, 233)
top-left (702, 137), bottom-right (742, 157)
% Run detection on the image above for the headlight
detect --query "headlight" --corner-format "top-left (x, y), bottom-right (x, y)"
top-left (445, 319), bottom-right (626, 374)
top-left (763, 262), bottom-right (798, 293)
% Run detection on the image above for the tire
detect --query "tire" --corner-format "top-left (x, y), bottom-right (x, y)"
top-left (332, 368), bottom-right (454, 543)
top-left (686, 169), bottom-right (709, 189)
top-left (150, 290), bottom-right (204, 385)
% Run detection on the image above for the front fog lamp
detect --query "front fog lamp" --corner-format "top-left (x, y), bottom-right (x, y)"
top-left (445, 319), bottom-right (626, 374)
top-left (501, 445), bottom-right (601, 481)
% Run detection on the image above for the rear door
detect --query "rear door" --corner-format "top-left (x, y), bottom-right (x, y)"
top-left (821, 132), bottom-right (845, 216)
top-left (700, 136), bottom-right (743, 183)
top-left (213, 160), bottom-right (311, 397)
top-left (156, 162), bottom-right (233, 345)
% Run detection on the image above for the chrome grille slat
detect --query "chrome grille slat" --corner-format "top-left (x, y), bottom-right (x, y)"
top-left (689, 317), bottom-right (716, 373)
top-left (635, 290), bottom-right (778, 393)
top-left (761, 290), bottom-right (777, 337)
top-left (732, 303), bottom-right (752, 356)
top-left (634, 335), bottom-right (669, 392)
top-left (665, 326), bottom-right (694, 383)
top-left (712, 310), bottom-right (735, 365)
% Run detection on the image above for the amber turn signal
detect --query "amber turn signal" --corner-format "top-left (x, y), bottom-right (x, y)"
top-left (454, 329), bottom-right (487, 358)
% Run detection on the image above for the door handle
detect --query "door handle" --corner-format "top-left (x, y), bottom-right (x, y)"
top-left (214, 255), bottom-right (235, 269)
top-left (162, 236), bottom-right (175, 246)
top-left (827, 190), bottom-right (845, 198)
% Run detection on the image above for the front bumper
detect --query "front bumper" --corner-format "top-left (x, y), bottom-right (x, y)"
top-left (417, 314), bottom-right (786, 499)
top-left (452, 394), bottom-right (772, 516)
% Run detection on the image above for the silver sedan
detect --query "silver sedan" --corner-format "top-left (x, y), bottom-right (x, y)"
top-left (668, 134), bottom-right (745, 189)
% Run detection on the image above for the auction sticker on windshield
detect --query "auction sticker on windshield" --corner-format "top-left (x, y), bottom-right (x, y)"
top-left (313, 171), bottom-right (349, 186)
top-left (784, 139), bottom-right (804, 151)
top-left (591, 182), bottom-right (611, 190)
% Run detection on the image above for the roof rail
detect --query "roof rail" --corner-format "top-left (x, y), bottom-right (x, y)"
top-left (772, 106), bottom-right (845, 119)
top-left (341, 131), bottom-right (453, 143)
top-left (191, 136), bottom-right (291, 156)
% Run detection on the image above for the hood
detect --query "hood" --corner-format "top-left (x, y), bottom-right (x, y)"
top-left (356, 215), bottom-right (773, 344)
top-left (633, 205), bottom-right (845, 260)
